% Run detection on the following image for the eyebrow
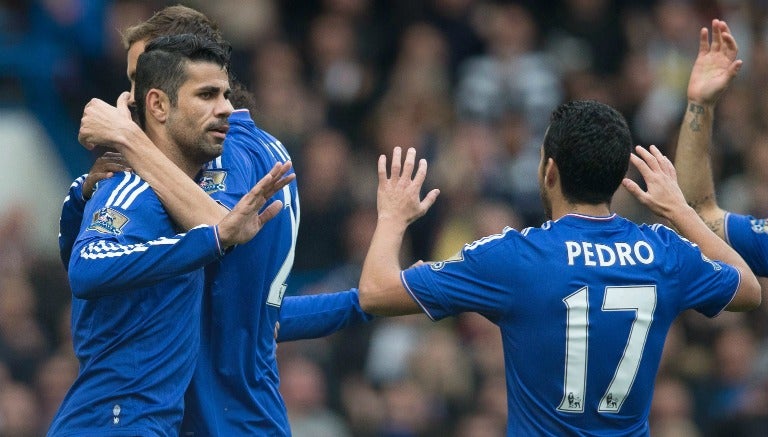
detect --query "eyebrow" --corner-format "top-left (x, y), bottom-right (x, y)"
top-left (198, 85), bottom-right (232, 98)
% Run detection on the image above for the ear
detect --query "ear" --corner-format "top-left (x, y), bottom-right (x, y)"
top-left (146, 88), bottom-right (170, 123)
top-left (544, 157), bottom-right (558, 188)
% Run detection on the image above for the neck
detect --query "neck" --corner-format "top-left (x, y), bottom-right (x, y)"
top-left (146, 128), bottom-right (200, 179)
top-left (551, 201), bottom-right (611, 220)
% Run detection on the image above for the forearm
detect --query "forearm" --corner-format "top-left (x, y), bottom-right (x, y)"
top-left (119, 127), bottom-right (227, 228)
top-left (675, 101), bottom-right (726, 234)
top-left (359, 219), bottom-right (417, 316)
top-left (669, 206), bottom-right (759, 309)
top-left (277, 290), bottom-right (373, 342)
top-left (69, 225), bottom-right (223, 299)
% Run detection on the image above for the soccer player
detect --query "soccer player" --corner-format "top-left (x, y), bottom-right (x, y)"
top-left (49, 34), bottom-right (294, 435)
top-left (672, 20), bottom-right (768, 277)
top-left (63, 6), bottom-right (370, 435)
top-left (357, 101), bottom-right (760, 435)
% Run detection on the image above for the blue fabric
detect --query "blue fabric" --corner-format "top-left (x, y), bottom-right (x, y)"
top-left (403, 213), bottom-right (740, 436)
top-left (49, 172), bottom-right (220, 436)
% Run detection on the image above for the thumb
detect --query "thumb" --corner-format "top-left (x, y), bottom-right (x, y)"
top-left (116, 92), bottom-right (132, 118)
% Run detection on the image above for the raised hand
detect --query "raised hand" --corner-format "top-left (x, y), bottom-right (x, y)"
top-left (687, 19), bottom-right (742, 105)
top-left (83, 152), bottom-right (132, 199)
top-left (622, 145), bottom-right (688, 221)
top-left (79, 92), bottom-right (137, 150)
top-left (216, 162), bottom-right (295, 248)
top-left (377, 147), bottom-right (440, 226)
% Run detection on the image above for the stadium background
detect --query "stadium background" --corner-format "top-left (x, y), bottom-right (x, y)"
top-left (1, 0), bottom-right (768, 435)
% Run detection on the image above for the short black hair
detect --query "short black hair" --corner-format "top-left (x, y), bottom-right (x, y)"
top-left (134, 33), bottom-right (231, 128)
top-left (543, 100), bottom-right (632, 205)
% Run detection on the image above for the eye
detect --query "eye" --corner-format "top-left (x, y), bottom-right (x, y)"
top-left (199, 91), bottom-right (214, 99)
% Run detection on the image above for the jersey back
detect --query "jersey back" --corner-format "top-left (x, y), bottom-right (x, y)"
top-left (402, 213), bottom-right (739, 436)
top-left (181, 110), bottom-right (299, 435)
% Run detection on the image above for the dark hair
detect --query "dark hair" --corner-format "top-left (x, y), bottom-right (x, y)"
top-left (121, 5), bottom-right (224, 49)
top-left (542, 100), bottom-right (632, 205)
top-left (134, 34), bottom-right (231, 128)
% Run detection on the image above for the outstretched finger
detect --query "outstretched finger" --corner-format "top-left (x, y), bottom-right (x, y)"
top-left (621, 177), bottom-right (647, 203)
top-left (628, 152), bottom-right (653, 183)
top-left (401, 147), bottom-right (417, 182)
top-left (698, 27), bottom-right (710, 56)
top-left (711, 19), bottom-right (722, 52)
top-left (420, 188), bottom-right (440, 213)
top-left (258, 200), bottom-right (284, 224)
top-left (648, 145), bottom-right (674, 177)
top-left (633, 146), bottom-right (661, 172)
top-left (378, 154), bottom-right (387, 183)
top-left (413, 158), bottom-right (428, 187)
top-left (390, 147), bottom-right (402, 180)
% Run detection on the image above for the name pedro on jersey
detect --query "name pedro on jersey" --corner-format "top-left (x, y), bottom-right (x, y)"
top-left (565, 241), bottom-right (654, 267)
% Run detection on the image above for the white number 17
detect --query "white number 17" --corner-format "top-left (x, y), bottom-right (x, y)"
top-left (557, 285), bottom-right (656, 414)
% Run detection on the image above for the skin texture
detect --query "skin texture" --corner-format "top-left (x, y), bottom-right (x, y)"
top-left (623, 145), bottom-right (759, 311)
top-left (673, 19), bottom-right (742, 240)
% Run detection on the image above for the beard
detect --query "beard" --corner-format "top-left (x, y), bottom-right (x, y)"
top-left (539, 182), bottom-right (552, 221)
top-left (167, 113), bottom-right (226, 165)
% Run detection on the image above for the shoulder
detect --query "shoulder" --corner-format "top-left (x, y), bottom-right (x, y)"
top-left (226, 111), bottom-right (291, 161)
top-left (87, 172), bottom-right (160, 231)
top-left (91, 172), bottom-right (154, 211)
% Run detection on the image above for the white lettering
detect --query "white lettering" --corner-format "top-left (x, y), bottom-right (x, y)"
top-left (566, 241), bottom-right (582, 266)
top-left (595, 244), bottom-right (616, 266)
top-left (634, 241), bottom-right (654, 264)
top-left (615, 243), bottom-right (635, 266)
top-left (564, 241), bottom-right (655, 267)
top-left (583, 242), bottom-right (596, 266)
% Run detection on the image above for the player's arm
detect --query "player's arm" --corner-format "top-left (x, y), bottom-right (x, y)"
top-left (70, 167), bottom-right (294, 299)
top-left (59, 153), bottom-right (131, 268)
top-left (68, 173), bottom-right (223, 299)
top-left (674, 19), bottom-right (742, 238)
top-left (358, 147), bottom-right (440, 316)
top-left (78, 92), bottom-right (228, 229)
top-left (276, 289), bottom-right (374, 342)
top-left (624, 145), bottom-right (760, 311)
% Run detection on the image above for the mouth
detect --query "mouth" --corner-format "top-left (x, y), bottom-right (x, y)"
top-left (208, 124), bottom-right (229, 140)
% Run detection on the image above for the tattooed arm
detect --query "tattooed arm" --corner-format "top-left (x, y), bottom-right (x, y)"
top-left (674, 19), bottom-right (742, 239)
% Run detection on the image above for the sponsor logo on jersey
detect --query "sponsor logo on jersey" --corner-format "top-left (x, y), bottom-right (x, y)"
top-left (198, 170), bottom-right (227, 194)
top-left (750, 218), bottom-right (768, 234)
top-left (87, 208), bottom-right (129, 235)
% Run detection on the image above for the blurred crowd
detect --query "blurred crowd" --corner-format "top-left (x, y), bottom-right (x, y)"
top-left (2, 0), bottom-right (768, 435)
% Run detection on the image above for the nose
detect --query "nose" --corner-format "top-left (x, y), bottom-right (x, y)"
top-left (217, 95), bottom-right (234, 118)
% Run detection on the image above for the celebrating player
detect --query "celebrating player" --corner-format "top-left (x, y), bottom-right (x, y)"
top-left (49, 34), bottom-right (293, 435)
top-left (358, 100), bottom-right (760, 435)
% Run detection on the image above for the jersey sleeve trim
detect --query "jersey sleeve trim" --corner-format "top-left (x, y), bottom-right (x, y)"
top-left (708, 266), bottom-right (741, 318)
top-left (400, 270), bottom-right (437, 321)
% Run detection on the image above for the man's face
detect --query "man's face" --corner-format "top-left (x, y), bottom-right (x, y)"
top-left (165, 60), bottom-right (233, 164)
top-left (126, 39), bottom-right (147, 106)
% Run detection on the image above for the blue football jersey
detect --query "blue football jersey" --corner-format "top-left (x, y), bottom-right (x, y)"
top-left (49, 172), bottom-right (223, 436)
top-left (725, 212), bottom-right (768, 276)
top-left (402, 213), bottom-right (740, 436)
top-left (181, 110), bottom-right (299, 435)
top-left (59, 174), bottom-right (87, 268)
